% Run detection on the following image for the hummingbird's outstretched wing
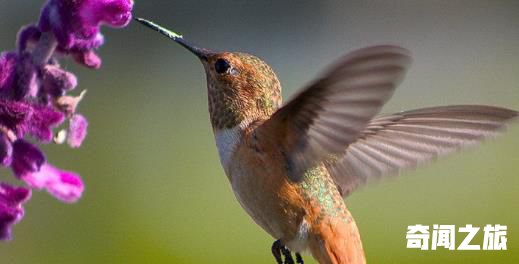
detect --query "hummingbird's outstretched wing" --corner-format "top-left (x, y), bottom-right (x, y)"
top-left (326, 105), bottom-right (518, 197)
top-left (258, 45), bottom-right (412, 181)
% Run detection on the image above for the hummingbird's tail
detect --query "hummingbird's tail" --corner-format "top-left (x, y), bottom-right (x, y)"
top-left (308, 216), bottom-right (366, 264)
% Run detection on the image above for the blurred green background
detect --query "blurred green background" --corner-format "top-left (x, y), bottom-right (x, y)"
top-left (1, 1), bottom-right (518, 263)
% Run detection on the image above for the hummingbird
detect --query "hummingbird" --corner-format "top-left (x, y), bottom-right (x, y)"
top-left (136, 18), bottom-right (518, 264)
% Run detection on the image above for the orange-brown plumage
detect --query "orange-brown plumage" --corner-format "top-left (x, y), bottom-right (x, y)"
top-left (233, 122), bottom-right (367, 264)
top-left (308, 217), bottom-right (365, 264)
top-left (233, 121), bottom-right (366, 264)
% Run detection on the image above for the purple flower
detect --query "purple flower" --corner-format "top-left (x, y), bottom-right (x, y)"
top-left (42, 65), bottom-right (78, 97)
top-left (0, 183), bottom-right (31, 240)
top-left (11, 140), bottom-right (45, 178)
top-left (0, 100), bottom-right (32, 138)
top-left (21, 163), bottom-right (84, 203)
top-left (27, 105), bottom-right (65, 142)
top-left (68, 114), bottom-right (88, 148)
top-left (0, 100), bottom-right (64, 142)
top-left (10, 140), bottom-right (84, 202)
top-left (0, 0), bottom-right (133, 240)
top-left (38, 0), bottom-right (133, 68)
top-left (71, 50), bottom-right (103, 69)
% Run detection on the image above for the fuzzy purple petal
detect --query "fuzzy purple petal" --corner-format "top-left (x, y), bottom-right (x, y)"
top-left (42, 65), bottom-right (77, 97)
top-left (0, 52), bottom-right (18, 91)
top-left (72, 50), bottom-right (102, 69)
top-left (67, 114), bottom-right (87, 148)
top-left (0, 183), bottom-right (31, 240)
top-left (28, 105), bottom-right (64, 142)
top-left (0, 100), bottom-right (32, 138)
top-left (65, 33), bottom-right (104, 52)
top-left (13, 53), bottom-right (39, 99)
top-left (11, 139), bottom-right (46, 178)
top-left (16, 25), bottom-right (42, 53)
top-left (0, 135), bottom-right (13, 166)
top-left (0, 99), bottom-right (65, 141)
top-left (81, 0), bottom-right (134, 28)
top-left (22, 163), bottom-right (83, 203)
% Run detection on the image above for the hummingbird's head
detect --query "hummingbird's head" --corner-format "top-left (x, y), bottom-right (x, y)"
top-left (136, 18), bottom-right (282, 130)
top-left (200, 52), bottom-right (282, 129)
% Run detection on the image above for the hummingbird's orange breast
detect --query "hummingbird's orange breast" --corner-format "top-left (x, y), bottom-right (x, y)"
top-left (223, 124), bottom-right (307, 246)
top-left (215, 120), bottom-right (366, 263)
top-left (220, 122), bottom-right (353, 248)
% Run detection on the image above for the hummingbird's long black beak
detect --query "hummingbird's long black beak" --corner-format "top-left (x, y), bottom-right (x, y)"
top-left (135, 17), bottom-right (209, 61)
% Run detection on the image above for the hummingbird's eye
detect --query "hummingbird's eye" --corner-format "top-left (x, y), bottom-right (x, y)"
top-left (214, 59), bottom-right (231, 74)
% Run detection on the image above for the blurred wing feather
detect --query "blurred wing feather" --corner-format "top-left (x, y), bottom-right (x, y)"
top-left (327, 105), bottom-right (518, 197)
top-left (259, 45), bottom-right (412, 181)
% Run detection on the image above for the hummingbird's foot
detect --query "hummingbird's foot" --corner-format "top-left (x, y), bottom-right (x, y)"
top-left (280, 245), bottom-right (295, 264)
top-left (271, 239), bottom-right (303, 264)
top-left (295, 252), bottom-right (304, 264)
top-left (272, 240), bottom-right (283, 264)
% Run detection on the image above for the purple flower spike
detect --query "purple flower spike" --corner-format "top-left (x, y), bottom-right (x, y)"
top-left (0, 0), bottom-right (132, 240)
top-left (22, 164), bottom-right (84, 203)
top-left (0, 183), bottom-right (31, 240)
top-left (11, 140), bottom-right (46, 178)
top-left (68, 114), bottom-right (88, 148)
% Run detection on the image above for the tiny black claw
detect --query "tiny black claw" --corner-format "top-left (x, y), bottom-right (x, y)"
top-left (272, 240), bottom-right (283, 264)
top-left (272, 239), bottom-right (298, 264)
top-left (281, 246), bottom-right (295, 264)
top-left (295, 252), bottom-right (304, 264)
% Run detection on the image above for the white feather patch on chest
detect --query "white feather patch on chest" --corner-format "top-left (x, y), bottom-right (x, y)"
top-left (214, 120), bottom-right (252, 171)
top-left (214, 125), bottom-right (242, 172)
